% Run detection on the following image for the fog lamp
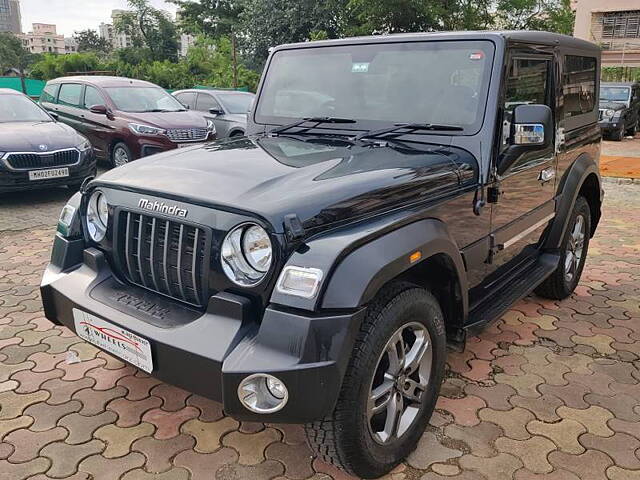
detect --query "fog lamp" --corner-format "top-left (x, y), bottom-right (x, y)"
top-left (238, 374), bottom-right (288, 414)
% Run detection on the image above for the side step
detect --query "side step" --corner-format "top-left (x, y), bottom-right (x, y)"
top-left (465, 252), bottom-right (560, 336)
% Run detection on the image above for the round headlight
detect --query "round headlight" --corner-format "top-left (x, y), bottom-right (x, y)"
top-left (606, 109), bottom-right (615, 117)
top-left (86, 190), bottom-right (108, 242)
top-left (221, 223), bottom-right (272, 286)
top-left (242, 225), bottom-right (272, 272)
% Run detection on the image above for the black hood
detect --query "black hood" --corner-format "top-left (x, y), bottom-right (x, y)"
top-left (599, 100), bottom-right (627, 110)
top-left (0, 121), bottom-right (86, 152)
top-left (93, 136), bottom-right (478, 234)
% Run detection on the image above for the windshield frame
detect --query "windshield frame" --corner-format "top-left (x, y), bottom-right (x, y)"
top-left (600, 86), bottom-right (631, 103)
top-left (104, 86), bottom-right (187, 113)
top-left (0, 93), bottom-right (54, 124)
top-left (253, 38), bottom-right (497, 137)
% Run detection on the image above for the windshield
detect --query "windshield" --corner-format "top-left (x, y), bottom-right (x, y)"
top-left (105, 86), bottom-right (186, 112)
top-left (255, 40), bottom-right (495, 133)
top-left (600, 86), bottom-right (630, 103)
top-left (218, 93), bottom-right (254, 114)
top-left (0, 94), bottom-right (52, 123)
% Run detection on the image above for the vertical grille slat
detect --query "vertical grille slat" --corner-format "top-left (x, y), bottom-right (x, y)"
top-left (117, 210), bottom-right (208, 307)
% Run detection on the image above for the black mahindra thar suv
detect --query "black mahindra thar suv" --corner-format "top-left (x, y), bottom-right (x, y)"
top-left (41, 31), bottom-right (603, 478)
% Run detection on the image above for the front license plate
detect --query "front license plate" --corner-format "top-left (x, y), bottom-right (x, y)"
top-left (176, 143), bottom-right (203, 148)
top-left (73, 309), bottom-right (153, 373)
top-left (28, 167), bottom-right (69, 181)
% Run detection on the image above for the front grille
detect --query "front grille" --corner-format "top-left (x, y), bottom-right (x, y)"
top-left (6, 149), bottom-right (79, 169)
top-left (117, 211), bottom-right (209, 307)
top-left (165, 128), bottom-right (208, 143)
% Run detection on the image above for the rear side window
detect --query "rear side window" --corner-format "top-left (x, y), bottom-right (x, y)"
top-left (175, 92), bottom-right (196, 109)
top-left (84, 86), bottom-right (104, 109)
top-left (58, 84), bottom-right (83, 108)
top-left (40, 83), bottom-right (59, 103)
top-left (563, 56), bottom-right (597, 118)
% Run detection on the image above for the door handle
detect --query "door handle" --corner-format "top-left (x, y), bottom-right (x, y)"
top-left (539, 168), bottom-right (555, 184)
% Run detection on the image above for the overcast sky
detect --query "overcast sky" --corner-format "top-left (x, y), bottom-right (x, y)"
top-left (20, 0), bottom-right (178, 37)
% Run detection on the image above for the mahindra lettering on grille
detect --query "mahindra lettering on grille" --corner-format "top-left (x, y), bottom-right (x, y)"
top-left (117, 210), bottom-right (210, 307)
top-left (138, 199), bottom-right (188, 218)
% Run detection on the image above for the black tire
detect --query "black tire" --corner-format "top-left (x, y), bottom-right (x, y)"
top-left (614, 128), bottom-right (625, 141)
top-left (626, 122), bottom-right (637, 137)
top-left (229, 131), bottom-right (244, 137)
top-left (536, 196), bottom-right (591, 300)
top-left (305, 282), bottom-right (446, 478)
top-left (110, 142), bottom-right (133, 168)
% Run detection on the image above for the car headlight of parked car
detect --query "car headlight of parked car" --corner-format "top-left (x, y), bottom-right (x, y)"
top-left (128, 123), bottom-right (166, 136)
top-left (207, 119), bottom-right (216, 133)
top-left (605, 109), bottom-right (615, 118)
top-left (86, 190), bottom-right (109, 242)
top-left (221, 223), bottom-right (272, 286)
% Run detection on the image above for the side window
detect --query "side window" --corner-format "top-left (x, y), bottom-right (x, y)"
top-left (563, 56), bottom-right (596, 118)
top-left (84, 86), bottom-right (104, 109)
top-left (502, 57), bottom-right (549, 149)
top-left (40, 83), bottom-right (59, 103)
top-left (196, 93), bottom-right (221, 112)
top-left (175, 92), bottom-right (196, 109)
top-left (58, 84), bottom-right (83, 108)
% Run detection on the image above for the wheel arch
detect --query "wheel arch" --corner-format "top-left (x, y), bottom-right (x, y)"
top-left (545, 153), bottom-right (602, 249)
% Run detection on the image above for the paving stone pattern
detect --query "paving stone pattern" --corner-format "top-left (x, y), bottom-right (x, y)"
top-left (1, 178), bottom-right (639, 479)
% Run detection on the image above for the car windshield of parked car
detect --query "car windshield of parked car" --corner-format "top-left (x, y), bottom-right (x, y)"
top-left (104, 86), bottom-right (186, 112)
top-left (600, 86), bottom-right (630, 103)
top-left (218, 93), bottom-right (254, 114)
top-left (0, 94), bottom-right (52, 123)
top-left (255, 40), bottom-right (495, 133)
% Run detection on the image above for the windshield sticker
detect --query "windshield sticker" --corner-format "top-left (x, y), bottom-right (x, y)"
top-left (352, 62), bottom-right (370, 73)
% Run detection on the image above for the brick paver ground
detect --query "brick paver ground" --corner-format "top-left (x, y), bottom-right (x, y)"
top-left (1, 173), bottom-right (639, 479)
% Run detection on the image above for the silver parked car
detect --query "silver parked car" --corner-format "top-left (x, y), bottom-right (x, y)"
top-left (172, 89), bottom-right (255, 138)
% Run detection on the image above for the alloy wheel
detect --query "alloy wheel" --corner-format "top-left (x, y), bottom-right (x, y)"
top-left (113, 146), bottom-right (130, 167)
top-left (367, 321), bottom-right (432, 444)
top-left (564, 214), bottom-right (585, 284)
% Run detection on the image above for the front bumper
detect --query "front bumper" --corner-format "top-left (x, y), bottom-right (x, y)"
top-left (128, 133), bottom-right (216, 159)
top-left (41, 242), bottom-right (363, 422)
top-left (0, 155), bottom-right (97, 193)
top-left (598, 120), bottom-right (622, 135)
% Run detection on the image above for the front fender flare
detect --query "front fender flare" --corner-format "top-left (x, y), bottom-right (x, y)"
top-left (320, 219), bottom-right (468, 312)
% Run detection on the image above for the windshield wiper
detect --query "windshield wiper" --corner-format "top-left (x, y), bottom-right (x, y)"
top-left (354, 122), bottom-right (463, 141)
top-left (270, 116), bottom-right (356, 135)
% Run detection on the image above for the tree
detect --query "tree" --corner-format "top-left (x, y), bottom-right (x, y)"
top-left (0, 33), bottom-right (38, 94)
top-left (74, 29), bottom-right (112, 55)
top-left (239, 0), bottom-right (348, 65)
top-left (114, 0), bottom-right (179, 62)
top-left (496, 0), bottom-right (575, 35)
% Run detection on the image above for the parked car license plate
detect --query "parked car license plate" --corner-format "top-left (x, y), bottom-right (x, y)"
top-left (176, 143), bottom-right (204, 148)
top-left (28, 168), bottom-right (69, 181)
top-left (72, 309), bottom-right (153, 373)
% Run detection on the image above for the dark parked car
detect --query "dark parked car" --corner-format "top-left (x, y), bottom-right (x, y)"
top-left (40, 77), bottom-right (216, 167)
top-left (42, 31), bottom-right (602, 478)
top-left (599, 81), bottom-right (640, 140)
top-left (172, 89), bottom-right (255, 138)
top-left (0, 88), bottom-right (96, 193)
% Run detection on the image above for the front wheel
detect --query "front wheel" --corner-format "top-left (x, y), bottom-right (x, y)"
top-left (536, 195), bottom-right (591, 300)
top-left (305, 283), bottom-right (446, 478)
top-left (110, 142), bottom-right (132, 168)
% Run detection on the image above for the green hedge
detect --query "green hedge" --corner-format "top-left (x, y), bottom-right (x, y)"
top-left (601, 67), bottom-right (640, 83)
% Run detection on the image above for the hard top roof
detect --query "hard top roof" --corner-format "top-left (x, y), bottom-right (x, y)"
top-left (46, 76), bottom-right (158, 88)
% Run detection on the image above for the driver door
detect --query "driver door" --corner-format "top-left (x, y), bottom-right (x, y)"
top-left (483, 53), bottom-right (557, 286)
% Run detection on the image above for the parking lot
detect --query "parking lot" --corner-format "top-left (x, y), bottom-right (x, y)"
top-left (1, 150), bottom-right (640, 480)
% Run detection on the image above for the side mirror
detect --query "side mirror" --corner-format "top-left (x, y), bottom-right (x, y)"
top-left (209, 108), bottom-right (223, 116)
top-left (89, 104), bottom-right (108, 115)
top-left (48, 111), bottom-right (59, 120)
top-left (498, 104), bottom-right (553, 176)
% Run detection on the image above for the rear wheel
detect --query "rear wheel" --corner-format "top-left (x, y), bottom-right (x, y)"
top-left (536, 196), bottom-right (591, 300)
top-left (111, 142), bottom-right (132, 168)
top-left (305, 283), bottom-right (446, 478)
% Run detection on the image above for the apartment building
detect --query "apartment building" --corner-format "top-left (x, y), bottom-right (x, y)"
top-left (20, 23), bottom-right (65, 54)
top-left (574, 0), bottom-right (640, 66)
top-left (0, 0), bottom-right (21, 34)
top-left (98, 10), bottom-right (135, 49)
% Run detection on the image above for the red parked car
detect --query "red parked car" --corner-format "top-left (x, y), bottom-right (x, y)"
top-left (40, 76), bottom-right (216, 167)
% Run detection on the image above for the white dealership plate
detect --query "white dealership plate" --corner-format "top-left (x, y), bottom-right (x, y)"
top-left (28, 168), bottom-right (69, 181)
top-left (73, 309), bottom-right (153, 373)
top-left (176, 142), bottom-right (204, 148)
